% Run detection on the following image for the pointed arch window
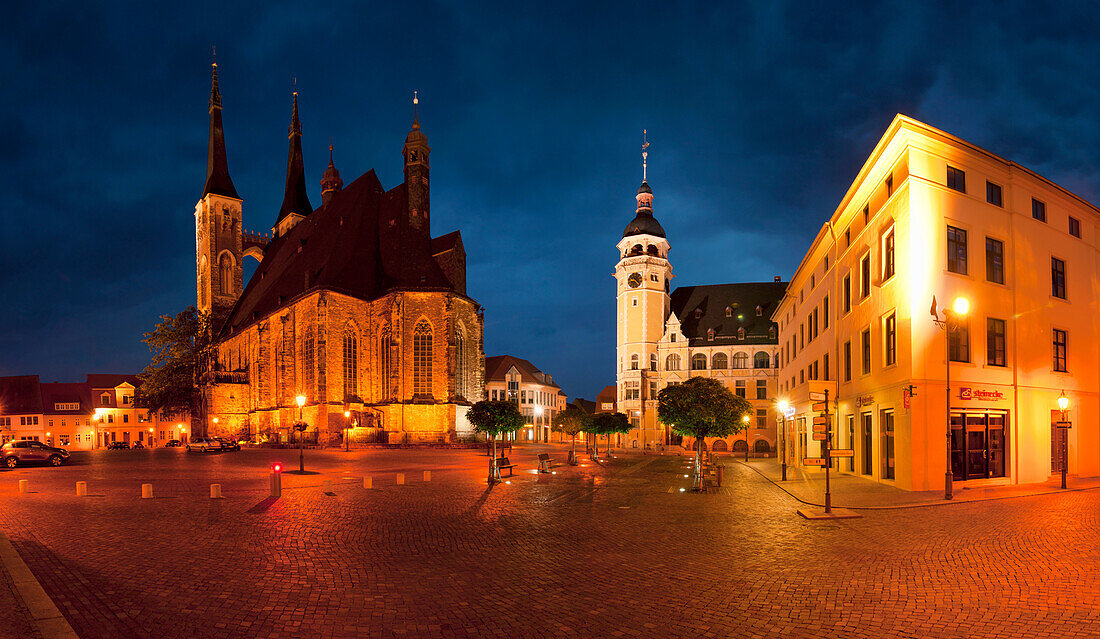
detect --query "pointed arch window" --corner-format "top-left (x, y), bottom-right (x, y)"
top-left (413, 321), bottom-right (433, 397)
top-left (343, 327), bottom-right (358, 400)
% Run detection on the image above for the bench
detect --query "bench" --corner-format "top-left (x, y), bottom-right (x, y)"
top-left (496, 457), bottom-right (517, 477)
top-left (537, 453), bottom-right (555, 473)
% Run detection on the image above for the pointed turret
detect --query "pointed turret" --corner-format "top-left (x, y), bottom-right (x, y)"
top-left (320, 143), bottom-right (343, 206)
top-left (202, 60), bottom-right (239, 199)
top-left (274, 90), bottom-right (313, 236)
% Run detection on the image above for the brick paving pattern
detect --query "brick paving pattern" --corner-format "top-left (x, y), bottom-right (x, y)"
top-left (0, 446), bottom-right (1097, 638)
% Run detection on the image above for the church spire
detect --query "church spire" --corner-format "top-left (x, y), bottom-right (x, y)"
top-left (201, 55), bottom-right (238, 199)
top-left (320, 141), bottom-right (343, 206)
top-left (276, 89), bottom-right (313, 230)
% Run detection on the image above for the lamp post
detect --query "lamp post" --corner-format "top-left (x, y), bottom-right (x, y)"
top-left (1057, 390), bottom-right (1069, 489)
top-left (777, 400), bottom-right (789, 481)
top-left (933, 295), bottom-right (969, 500)
top-left (295, 395), bottom-right (307, 472)
top-left (344, 410), bottom-right (351, 453)
top-left (742, 414), bottom-right (751, 462)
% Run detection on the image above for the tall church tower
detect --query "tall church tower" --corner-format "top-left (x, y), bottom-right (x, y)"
top-left (196, 59), bottom-right (244, 330)
top-left (615, 132), bottom-right (672, 443)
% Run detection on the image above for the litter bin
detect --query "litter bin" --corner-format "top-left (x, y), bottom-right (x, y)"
top-left (715, 464), bottom-right (724, 487)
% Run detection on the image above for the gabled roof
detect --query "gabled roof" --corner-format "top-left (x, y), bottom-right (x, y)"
top-left (219, 168), bottom-right (455, 337)
top-left (0, 375), bottom-right (43, 415)
top-left (40, 383), bottom-right (93, 416)
top-left (484, 355), bottom-right (560, 388)
top-left (670, 281), bottom-right (786, 346)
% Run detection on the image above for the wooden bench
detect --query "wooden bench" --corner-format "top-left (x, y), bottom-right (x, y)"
top-left (496, 457), bottom-right (517, 477)
top-left (537, 453), bottom-right (555, 473)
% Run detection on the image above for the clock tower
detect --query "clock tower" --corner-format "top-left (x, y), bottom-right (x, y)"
top-left (615, 135), bottom-right (672, 446)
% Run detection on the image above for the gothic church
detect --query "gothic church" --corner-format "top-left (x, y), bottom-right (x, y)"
top-left (196, 61), bottom-right (484, 443)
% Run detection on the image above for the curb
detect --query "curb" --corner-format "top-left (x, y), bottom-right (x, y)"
top-left (736, 460), bottom-right (1100, 511)
top-left (0, 531), bottom-right (79, 639)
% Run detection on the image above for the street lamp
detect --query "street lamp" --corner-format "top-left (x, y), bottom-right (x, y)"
top-left (1057, 390), bottom-right (1070, 489)
top-left (742, 414), bottom-right (751, 462)
top-left (344, 410), bottom-right (351, 453)
top-left (296, 394), bottom-right (307, 473)
top-left (933, 294), bottom-right (970, 500)
top-left (777, 400), bottom-right (790, 481)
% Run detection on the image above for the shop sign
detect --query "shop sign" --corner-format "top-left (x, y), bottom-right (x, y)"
top-left (856, 395), bottom-right (874, 407)
top-left (958, 387), bottom-right (1006, 401)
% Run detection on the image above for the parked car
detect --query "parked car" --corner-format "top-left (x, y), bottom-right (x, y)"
top-left (2, 441), bottom-right (71, 468)
top-left (132, 441), bottom-right (145, 449)
top-left (165, 440), bottom-right (182, 448)
top-left (214, 438), bottom-right (240, 451)
top-left (107, 441), bottom-right (131, 450)
top-left (186, 437), bottom-right (224, 452)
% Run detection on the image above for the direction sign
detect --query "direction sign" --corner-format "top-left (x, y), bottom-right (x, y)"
top-left (830, 449), bottom-right (855, 458)
top-left (1055, 421), bottom-right (1073, 429)
top-left (812, 402), bottom-right (827, 412)
top-left (803, 457), bottom-right (826, 466)
top-left (809, 391), bottom-right (826, 401)
top-left (813, 416), bottom-right (828, 425)
top-left (812, 433), bottom-right (828, 441)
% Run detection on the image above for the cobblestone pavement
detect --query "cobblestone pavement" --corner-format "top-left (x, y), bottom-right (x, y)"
top-left (0, 446), bottom-right (1097, 638)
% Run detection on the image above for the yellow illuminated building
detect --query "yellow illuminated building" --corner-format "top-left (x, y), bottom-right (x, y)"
top-left (775, 114), bottom-right (1099, 491)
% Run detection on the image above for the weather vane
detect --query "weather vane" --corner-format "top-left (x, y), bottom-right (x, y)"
top-left (642, 129), bottom-right (649, 182)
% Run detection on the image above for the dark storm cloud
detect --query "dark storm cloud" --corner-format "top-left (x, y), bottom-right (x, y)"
top-left (2, 1), bottom-right (1099, 400)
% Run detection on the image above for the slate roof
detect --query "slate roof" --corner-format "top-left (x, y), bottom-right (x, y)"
top-left (670, 281), bottom-right (787, 346)
top-left (219, 169), bottom-right (457, 337)
top-left (484, 355), bottom-right (560, 388)
top-left (0, 375), bottom-right (44, 415)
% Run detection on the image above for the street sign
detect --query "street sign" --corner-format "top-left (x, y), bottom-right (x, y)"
top-left (809, 391), bottom-right (826, 401)
top-left (803, 457), bottom-right (826, 466)
top-left (812, 424), bottom-right (828, 434)
top-left (1055, 421), bottom-right (1073, 429)
top-left (812, 433), bottom-right (828, 441)
top-left (813, 416), bottom-right (828, 425)
top-left (830, 449), bottom-right (854, 458)
top-left (812, 402), bottom-right (827, 412)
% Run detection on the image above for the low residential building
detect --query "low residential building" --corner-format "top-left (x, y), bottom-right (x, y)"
top-left (484, 355), bottom-right (566, 442)
top-left (775, 114), bottom-right (1099, 491)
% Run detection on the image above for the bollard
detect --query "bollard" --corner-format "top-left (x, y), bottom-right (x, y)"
top-left (323, 479), bottom-right (334, 492)
top-left (76, 481), bottom-right (87, 497)
top-left (395, 473), bottom-right (405, 485)
top-left (210, 484), bottom-right (222, 499)
top-left (18, 480), bottom-right (28, 494)
top-left (141, 484), bottom-right (153, 499)
top-left (423, 470), bottom-right (431, 482)
top-left (363, 476), bottom-right (373, 489)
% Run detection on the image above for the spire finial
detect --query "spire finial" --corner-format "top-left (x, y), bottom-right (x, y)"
top-left (412, 90), bottom-right (420, 130)
top-left (642, 129), bottom-right (649, 182)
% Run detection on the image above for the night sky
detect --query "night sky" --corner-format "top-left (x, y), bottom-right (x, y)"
top-left (3, 2), bottom-right (1100, 400)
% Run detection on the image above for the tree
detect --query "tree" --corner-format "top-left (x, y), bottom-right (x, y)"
top-left (552, 407), bottom-right (592, 464)
top-left (468, 400), bottom-right (525, 482)
top-left (134, 307), bottom-right (213, 426)
top-left (592, 412), bottom-right (630, 458)
top-left (657, 377), bottom-right (752, 490)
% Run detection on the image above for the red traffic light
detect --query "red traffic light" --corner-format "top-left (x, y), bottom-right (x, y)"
top-left (272, 463), bottom-right (283, 472)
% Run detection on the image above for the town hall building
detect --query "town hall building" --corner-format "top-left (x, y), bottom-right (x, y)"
top-left (195, 61), bottom-right (484, 444)
top-left (614, 141), bottom-right (786, 453)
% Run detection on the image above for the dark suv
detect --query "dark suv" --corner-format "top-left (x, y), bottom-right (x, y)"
top-left (2, 441), bottom-right (71, 468)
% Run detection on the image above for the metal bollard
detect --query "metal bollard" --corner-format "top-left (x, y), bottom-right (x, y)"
top-left (395, 473), bottom-right (405, 485)
top-left (210, 484), bottom-right (222, 499)
top-left (141, 484), bottom-right (153, 499)
top-left (423, 470), bottom-right (431, 482)
top-left (363, 476), bottom-right (372, 489)
top-left (76, 481), bottom-right (87, 496)
top-left (18, 480), bottom-right (28, 494)
top-left (323, 479), bottom-right (333, 492)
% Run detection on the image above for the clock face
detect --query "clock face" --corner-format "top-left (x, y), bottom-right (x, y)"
top-left (628, 273), bottom-right (642, 288)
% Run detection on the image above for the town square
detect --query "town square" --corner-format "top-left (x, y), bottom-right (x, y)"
top-left (3, 2), bottom-right (1100, 637)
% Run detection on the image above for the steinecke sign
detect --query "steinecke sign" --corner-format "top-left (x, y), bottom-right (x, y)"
top-left (959, 387), bottom-right (1005, 401)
